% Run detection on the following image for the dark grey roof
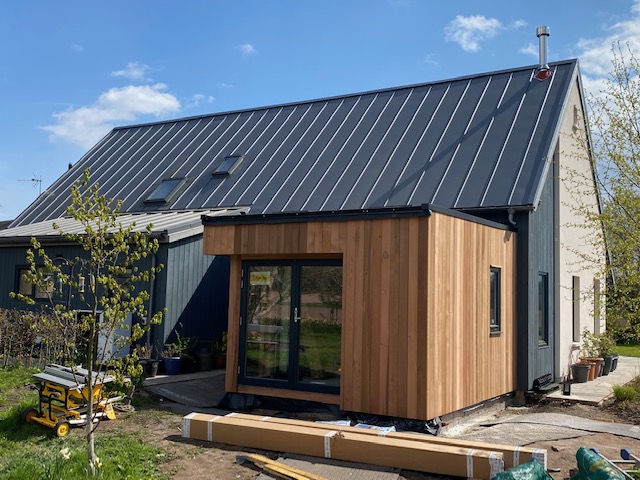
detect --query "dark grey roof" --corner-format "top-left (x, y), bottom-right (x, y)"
top-left (11, 60), bottom-right (579, 228)
top-left (0, 209), bottom-right (246, 244)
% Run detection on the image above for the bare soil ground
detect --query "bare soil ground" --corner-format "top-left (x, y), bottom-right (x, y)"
top-left (528, 400), bottom-right (640, 479)
top-left (95, 392), bottom-right (640, 480)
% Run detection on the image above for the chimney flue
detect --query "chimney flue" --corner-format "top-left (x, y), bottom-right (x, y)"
top-left (535, 26), bottom-right (552, 81)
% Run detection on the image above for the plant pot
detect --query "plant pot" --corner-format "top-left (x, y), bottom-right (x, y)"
top-left (580, 357), bottom-right (601, 380)
top-left (594, 358), bottom-right (604, 377)
top-left (582, 361), bottom-right (597, 381)
top-left (197, 352), bottom-right (214, 371)
top-left (140, 359), bottom-right (159, 378)
top-left (571, 363), bottom-right (590, 383)
top-left (213, 353), bottom-right (226, 370)
top-left (602, 355), bottom-right (614, 376)
top-left (163, 356), bottom-right (181, 375)
top-left (611, 354), bottom-right (619, 371)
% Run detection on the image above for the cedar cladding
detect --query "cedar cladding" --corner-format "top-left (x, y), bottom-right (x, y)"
top-left (203, 211), bottom-right (516, 420)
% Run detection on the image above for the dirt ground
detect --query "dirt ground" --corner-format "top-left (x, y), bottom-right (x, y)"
top-left (97, 394), bottom-right (640, 480)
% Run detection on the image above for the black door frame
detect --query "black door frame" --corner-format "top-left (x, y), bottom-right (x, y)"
top-left (238, 259), bottom-right (342, 394)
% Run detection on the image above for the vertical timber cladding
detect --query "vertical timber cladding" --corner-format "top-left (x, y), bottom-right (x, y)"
top-left (425, 213), bottom-right (517, 419)
top-left (202, 211), bottom-right (516, 420)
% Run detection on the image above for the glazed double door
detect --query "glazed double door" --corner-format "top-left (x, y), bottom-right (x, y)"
top-left (239, 260), bottom-right (342, 393)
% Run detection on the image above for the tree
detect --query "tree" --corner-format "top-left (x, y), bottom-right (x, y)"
top-left (568, 43), bottom-right (640, 342)
top-left (12, 170), bottom-right (164, 476)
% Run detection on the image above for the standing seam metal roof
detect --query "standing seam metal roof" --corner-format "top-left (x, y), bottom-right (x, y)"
top-left (11, 60), bottom-right (579, 228)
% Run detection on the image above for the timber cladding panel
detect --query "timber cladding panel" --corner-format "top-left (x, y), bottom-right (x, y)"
top-left (203, 211), bottom-right (516, 420)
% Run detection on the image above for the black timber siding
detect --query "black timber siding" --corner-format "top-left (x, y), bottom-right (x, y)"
top-left (156, 235), bottom-right (229, 349)
top-left (0, 244), bottom-right (91, 311)
top-left (516, 163), bottom-right (556, 390)
top-left (0, 243), bottom-right (155, 315)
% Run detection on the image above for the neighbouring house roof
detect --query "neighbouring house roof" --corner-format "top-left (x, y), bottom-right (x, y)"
top-left (0, 209), bottom-right (245, 244)
top-left (11, 60), bottom-right (580, 228)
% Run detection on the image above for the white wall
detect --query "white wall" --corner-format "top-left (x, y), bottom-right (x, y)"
top-left (555, 78), bottom-right (606, 380)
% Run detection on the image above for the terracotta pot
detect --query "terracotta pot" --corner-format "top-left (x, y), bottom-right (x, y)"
top-left (580, 360), bottom-right (597, 381)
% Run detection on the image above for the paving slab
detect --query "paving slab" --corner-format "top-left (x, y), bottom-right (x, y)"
top-left (546, 356), bottom-right (640, 405)
top-left (144, 370), bottom-right (226, 408)
top-left (459, 422), bottom-right (592, 445)
top-left (495, 413), bottom-right (640, 441)
top-left (257, 453), bottom-right (400, 480)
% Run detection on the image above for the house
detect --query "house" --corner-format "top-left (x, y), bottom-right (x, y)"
top-left (0, 56), bottom-right (603, 421)
top-left (0, 210), bottom-right (239, 348)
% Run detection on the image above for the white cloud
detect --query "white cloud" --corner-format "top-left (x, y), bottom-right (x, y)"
top-left (575, 0), bottom-right (640, 96)
top-left (519, 42), bottom-right (538, 57)
top-left (187, 94), bottom-right (215, 108)
top-left (445, 15), bottom-right (503, 52)
top-left (236, 43), bottom-right (256, 55)
top-left (220, 83), bottom-right (234, 88)
top-left (71, 44), bottom-right (84, 53)
top-left (111, 62), bottom-right (152, 81)
top-left (41, 84), bottom-right (181, 148)
top-left (445, 15), bottom-right (526, 52)
top-left (423, 53), bottom-right (439, 68)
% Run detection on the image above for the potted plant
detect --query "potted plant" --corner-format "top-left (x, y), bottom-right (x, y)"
top-left (195, 340), bottom-right (215, 371)
top-left (580, 329), bottom-right (603, 380)
top-left (212, 332), bottom-right (227, 370)
top-left (162, 341), bottom-right (183, 375)
top-left (597, 333), bottom-right (616, 376)
top-left (136, 343), bottom-right (159, 378)
top-left (162, 324), bottom-right (197, 375)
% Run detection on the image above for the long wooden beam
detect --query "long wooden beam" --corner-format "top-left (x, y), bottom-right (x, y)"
top-left (182, 412), bottom-right (504, 479)
top-left (228, 412), bottom-right (546, 470)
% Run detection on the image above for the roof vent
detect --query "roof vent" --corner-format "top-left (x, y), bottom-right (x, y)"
top-left (534, 26), bottom-right (552, 81)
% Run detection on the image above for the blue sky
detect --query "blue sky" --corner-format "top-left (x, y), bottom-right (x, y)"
top-left (0, 0), bottom-right (638, 221)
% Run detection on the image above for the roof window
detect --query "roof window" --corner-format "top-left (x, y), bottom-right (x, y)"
top-left (144, 178), bottom-right (184, 204)
top-left (212, 154), bottom-right (244, 177)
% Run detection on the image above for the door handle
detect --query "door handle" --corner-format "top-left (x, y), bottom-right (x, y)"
top-left (294, 307), bottom-right (301, 323)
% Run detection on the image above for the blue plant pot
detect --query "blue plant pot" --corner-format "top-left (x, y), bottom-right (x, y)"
top-left (163, 356), bottom-right (181, 375)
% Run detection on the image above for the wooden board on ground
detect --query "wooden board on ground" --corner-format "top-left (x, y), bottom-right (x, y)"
top-left (228, 412), bottom-right (546, 470)
top-left (182, 412), bottom-right (504, 479)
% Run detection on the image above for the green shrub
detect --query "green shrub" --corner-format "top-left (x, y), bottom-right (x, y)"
top-left (613, 384), bottom-right (639, 403)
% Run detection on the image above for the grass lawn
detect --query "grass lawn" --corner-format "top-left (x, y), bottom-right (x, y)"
top-left (615, 344), bottom-right (640, 357)
top-left (0, 365), bottom-right (170, 480)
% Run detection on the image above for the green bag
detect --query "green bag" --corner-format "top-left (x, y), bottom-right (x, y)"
top-left (493, 459), bottom-right (552, 480)
top-left (570, 446), bottom-right (626, 480)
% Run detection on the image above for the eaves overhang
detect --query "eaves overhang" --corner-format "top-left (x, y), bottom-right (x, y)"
top-left (202, 204), bottom-right (514, 232)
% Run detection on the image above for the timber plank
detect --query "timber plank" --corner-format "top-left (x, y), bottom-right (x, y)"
top-left (182, 413), bottom-right (505, 479)
top-left (228, 413), bottom-right (546, 470)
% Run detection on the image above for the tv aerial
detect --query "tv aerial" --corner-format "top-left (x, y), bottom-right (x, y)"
top-left (19, 174), bottom-right (43, 196)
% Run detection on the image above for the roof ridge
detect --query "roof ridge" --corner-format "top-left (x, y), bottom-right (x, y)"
top-left (113, 59), bottom-right (579, 132)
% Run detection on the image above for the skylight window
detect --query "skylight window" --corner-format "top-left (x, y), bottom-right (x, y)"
top-left (144, 178), bottom-right (184, 204)
top-left (212, 154), bottom-right (244, 176)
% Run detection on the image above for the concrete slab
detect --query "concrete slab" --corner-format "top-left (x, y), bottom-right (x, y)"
top-left (144, 370), bottom-right (226, 408)
top-left (257, 454), bottom-right (400, 480)
top-left (546, 356), bottom-right (640, 405)
top-left (496, 413), bottom-right (640, 441)
top-left (459, 422), bottom-right (591, 445)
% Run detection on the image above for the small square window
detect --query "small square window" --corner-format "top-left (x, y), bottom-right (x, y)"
top-left (490, 266), bottom-right (501, 333)
top-left (212, 155), bottom-right (244, 176)
top-left (144, 178), bottom-right (184, 204)
top-left (17, 266), bottom-right (54, 299)
top-left (18, 268), bottom-right (32, 296)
